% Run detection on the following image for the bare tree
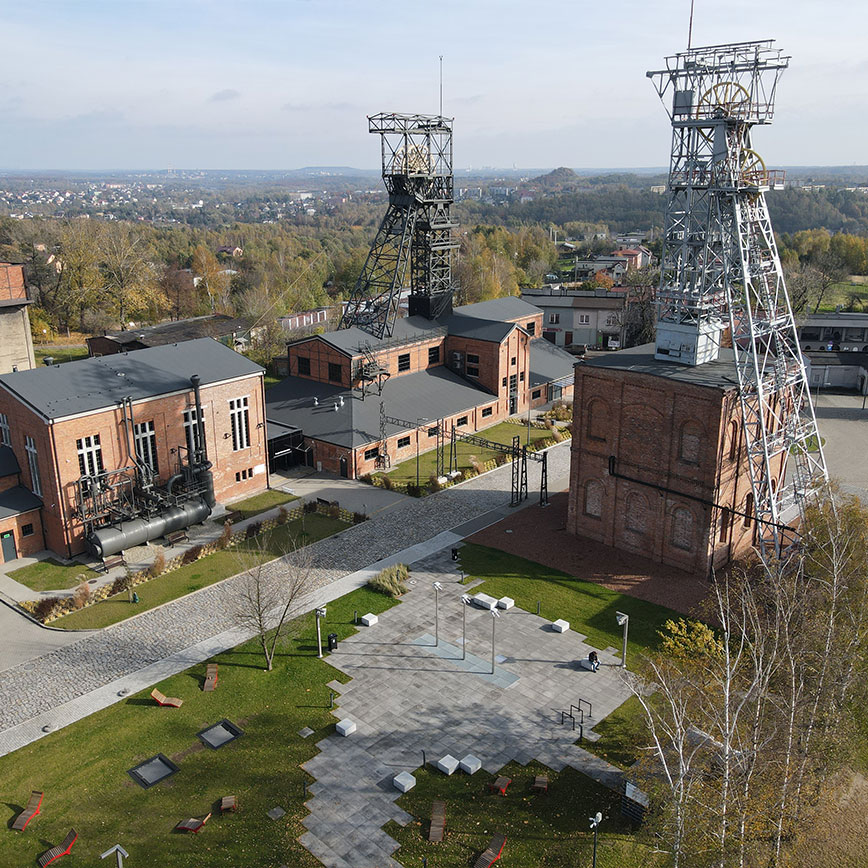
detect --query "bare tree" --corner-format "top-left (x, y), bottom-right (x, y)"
top-left (233, 533), bottom-right (316, 671)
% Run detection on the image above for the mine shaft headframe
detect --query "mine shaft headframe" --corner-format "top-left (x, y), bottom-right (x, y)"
top-left (368, 112), bottom-right (454, 199)
top-left (646, 40), bottom-right (790, 125)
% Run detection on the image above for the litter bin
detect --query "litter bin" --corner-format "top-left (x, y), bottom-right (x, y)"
top-left (451, 547), bottom-right (459, 561)
top-left (327, 633), bottom-right (338, 652)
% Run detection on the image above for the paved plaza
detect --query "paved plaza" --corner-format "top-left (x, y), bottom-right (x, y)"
top-left (300, 547), bottom-right (631, 868)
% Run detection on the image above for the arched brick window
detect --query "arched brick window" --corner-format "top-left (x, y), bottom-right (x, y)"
top-left (625, 492), bottom-right (649, 534)
top-left (584, 479), bottom-right (603, 519)
top-left (671, 506), bottom-right (695, 551)
top-left (728, 420), bottom-right (739, 460)
top-left (679, 420), bottom-right (703, 465)
top-left (718, 507), bottom-right (731, 543)
top-left (586, 398), bottom-right (609, 442)
top-left (743, 492), bottom-right (754, 528)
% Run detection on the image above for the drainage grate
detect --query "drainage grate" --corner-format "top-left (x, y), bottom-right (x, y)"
top-left (128, 753), bottom-right (180, 789)
top-left (197, 719), bottom-right (244, 750)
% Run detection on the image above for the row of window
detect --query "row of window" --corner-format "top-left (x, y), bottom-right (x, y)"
top-left (548, 313), bottom-right (618, 326)
top-left (296, 346), bottom-right (443, 381)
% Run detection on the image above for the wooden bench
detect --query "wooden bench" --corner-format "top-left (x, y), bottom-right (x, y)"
top-left (473, 832), bottom-right (506, 868)
top-left (37, 828), bottom-right (77, 867)
top-left (203, 663), bottom-right (218, 692)
top-left (428, 799), bottom-right (446, 843)
top-left (531, 775), bottom-right (549, 794)
top-left (151, 688), bottom-right (183, 708)
top-left (102, 554), bottom-right (125, 572)
top-left (12, 789), bottom-right (43, 830)
top-left (220, 795), bottom-right (237, 813)
top-left (176, 812), bottom-right (211, 833)
top-left (165, 529), bottom-right (189, 545)
top-left (488, 776), bottom-right (511, 796)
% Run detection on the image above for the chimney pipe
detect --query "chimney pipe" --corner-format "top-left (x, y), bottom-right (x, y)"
top-left (190, 374), bottom-right (208, 462)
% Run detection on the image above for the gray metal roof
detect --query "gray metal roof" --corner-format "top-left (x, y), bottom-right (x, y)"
top-left (0, 485), bottom-right (42, 520)
top-left (266, 366), bottom-right (496, 449)
top-left (0, 338), bottom-right (264, 420)
top-left (581, 343), bottom-right (739, 390)
top-left (529, 338), bottom-right (578, 388)
top-left (453, 296), bottom-right (542, 322)
top-left (97, 314), bottom-right (252, 347)
top-left (305, 316), bottom-right (444, 357)
top-left (441, 314), bottom-right (516, 343)
top-left (0, 445), bottom-right (20, 478)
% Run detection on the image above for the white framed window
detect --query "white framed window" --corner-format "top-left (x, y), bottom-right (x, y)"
top-left (25, 435), bottom-right (42, 497)
top-left (578, 314), bottom-right (590, 324)
top-left (549, 313), bottom-right (560, 324)
top-left (0, 413), bottom-right (9, 447)
top-left (183, 407), bottom-right (204, 456)
top-left (606, 314), bottom-right (618, 326)
top-left (77, 434), bottom-right (105, 478)
top-left (134, 419), bottom-right (159, 473)
top-left (229, 396), bottom-right (250, 451)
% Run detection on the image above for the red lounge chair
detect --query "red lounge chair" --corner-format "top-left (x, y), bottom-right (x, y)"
top-left (220, 795), bottom-right (237, 813)
top-left (11, 789), bottom-right (43, 831)
top-left (37, 828), bottom-right (77, 867)
top-left (474, 832), bottom-right (506, 868)
top-left (176, 812), bottom-right (211, 833)
top-left (203, 663), bottom-right (218, 692)
top-left (151, 688), bottom-right (183, 708)
top-left (488, 776), bottom-right (511, 796)
top-left (531, 775), bottom-right (549, 794)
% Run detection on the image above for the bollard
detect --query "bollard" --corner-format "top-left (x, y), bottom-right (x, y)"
top-left (329, 690), bottom-right (335, 709)
top-left (303, 779), bottom-right (308, 797)
top-left (422, 749), bottom-right (426, 769)
top-left (536, 600), bottom-right (541, 616)
top-left (354, 610), bottom-right (358, 625)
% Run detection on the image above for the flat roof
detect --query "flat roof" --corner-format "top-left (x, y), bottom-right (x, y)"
top-left (805, 351), bottom-right (868, 368)
top-left (528, 338), bottom-right (577, 388)
top-left (453, 296), bottom-right (542, 322)
top-left (97, 314), bottom-right (252, 347)
top-left (0, 485), bottom-right (41, 520)
top-left (0, 338), bottom-right (264, 420)
top-left (266, 366), bottom-right (496, 449)
top-left (441, 314), bottom-right (516, 343)
top-left (580, 343), bottom-right (740, 390)
top-left (303, 316), bottom-right (443, 357)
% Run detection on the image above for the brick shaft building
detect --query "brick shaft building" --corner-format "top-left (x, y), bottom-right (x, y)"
top-left (567, 345), bottom-right (780, 575)
top-left (0, 263), bottom-right (36, 375)
top-left (0, 339), bottom-right (267, 562)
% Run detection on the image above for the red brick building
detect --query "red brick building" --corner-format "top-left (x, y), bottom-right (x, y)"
top-left (0, 262), bottom-right (36, 375)
top-left (266, 297), bottom-right (575, 478)
top-left (567, 344), bottom-right (777, 576)
top-left (0, 338), bottom-right (267, 562)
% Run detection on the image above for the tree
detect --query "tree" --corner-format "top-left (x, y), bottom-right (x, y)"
top-left (232, 533), bottom-right (316, 671)
top-left (99, 223), bottom-right (165, 325)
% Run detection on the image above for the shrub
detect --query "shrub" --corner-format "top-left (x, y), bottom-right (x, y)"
top-left (380, 474), bottom-right (394, 491)
top-left (245, 521), bottom-right (262, 539)
top-left (215, 521), bottom-right (233, 550)
top-left (406, 483), bottom-right (422, 497)
top-left (551, 427), bottom-right (563, 443)
top-left (428, 474), bottom-right (443, 493)
top-left (277, 506), bottom-right (288, 525)
top-left (352, 511), bottom-right (368, 524)
top-left (359, 473), bottom-right (373, 485)
top-left (328, 504), bottom-right (340, 519)
top-left (181, 544), bottom-right (203, 565)
top-left (547, 400), bottom-right (573, 422)
top-left (34, 595), bottom-right (62, 622)
top-left (72, 582), bottom-right (92, 610)
top-left (111, 571), bottom-right (133, 596)
top-left (303, 499), bottom-right (317, 514)
top-left (470, 454), bottom-right (484, 475)
top-left (495, 452), bottom-right (510, 467)
top-left (368, 563), bottom-right (410, 597)
top-left (149, 550), bottom-right (166, 578)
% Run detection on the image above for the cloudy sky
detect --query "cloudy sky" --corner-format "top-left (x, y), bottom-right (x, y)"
top-left (0, 0), bottom-right (864, 171)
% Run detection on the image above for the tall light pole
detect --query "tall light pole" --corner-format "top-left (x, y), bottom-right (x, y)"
top-left (589, 811), bottom-right (602, 868)
top-left (490, 608), bottom-right (500, 674)
top-left (615, 612), bottom-right (629, 669)
top-left (416, 417), bottom-right (428, 489)
top-left (315, 607), bottom-right (327, 658)
top-left (461, 594), bottom-right (472, 660)
top-left (433, 582), bottom-right (443, 646)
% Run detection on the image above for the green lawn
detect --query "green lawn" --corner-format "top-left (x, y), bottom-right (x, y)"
top-left (459, 544), bottom-right (679, 662)
top-left (379, 421), bottom-right (557, 487)
top-left (8, 558), bottom-right (99, 592)
top-left (227, 488), bottom-right (299, 520)
top-left (55, 514), bottom-right (347, 631)
top-left (816, 280), bottom-right (868, 313)
top-left (583, 695), bottom-right (647, 770)
top-left (264, 374), bottom-right (281, 389)
top-left (33, 345), bottom-right (89, 364)
top-left (386, 760), bottom-right (663, 868)
top-left (0, 587), bottom-right (397, 868)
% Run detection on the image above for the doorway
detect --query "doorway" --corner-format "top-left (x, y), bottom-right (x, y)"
top-left (1, 530), bottom-right (17, 563)
top-left (339, 456), bottom-right (348, 479)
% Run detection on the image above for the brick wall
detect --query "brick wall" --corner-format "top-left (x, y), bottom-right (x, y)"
top-left (0, 508), bottom-right (44, 563)
top-left (287, 338), bottom-right (352, 388)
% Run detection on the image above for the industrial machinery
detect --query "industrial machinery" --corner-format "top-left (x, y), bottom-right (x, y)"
top-left (647, 40), bottom-right (829, 560)
top-left (75, 374), bottom-right (216, 560)
top-left (339, 112), bottom-right (458, 339)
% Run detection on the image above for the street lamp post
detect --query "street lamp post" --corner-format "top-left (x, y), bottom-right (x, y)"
top-left (615, 612), bottom-right (629, 669)
top-left (461, 594), bottom-right (472, 660)
top-left (416, 417), bottom-right (428, 489)
top-left (433, 582), bottom-right (443, 646)
top-left (315, 607), bottom-right (327, 658)
top-left (490, 608), bottom-right (501, 674)
top-left (589, 812), bottom-right (602, 868)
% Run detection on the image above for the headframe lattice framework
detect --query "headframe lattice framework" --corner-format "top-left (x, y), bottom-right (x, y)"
top-left (339, 112), bottom-right (458, 339)
top-left (647, 40), bottom-right (829, 562)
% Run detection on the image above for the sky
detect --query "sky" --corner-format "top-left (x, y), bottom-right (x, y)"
top-left (0, 0), bottom-right (865, 171)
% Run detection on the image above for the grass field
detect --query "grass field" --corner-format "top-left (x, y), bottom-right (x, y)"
top-left (33, 345), bottom-right (89, 365)
top-left (459, 544), bottom-right (678, 662)
top-left (378, 421), bottom-right (556, 487)
top-left (55, 513), bottom-right (346, 631)
top-left (582, 695), bottom-right (647, 770)
top-left (386, 761), bottom-right (663, 868)
top-left (8, 558), bottom-right (99, 593)
top-left (227, 488), bottom-right (299, 520)
top-left (817, 280), bottom-right (868, 312)
top-left (0, 588), bottom-right (397, 868)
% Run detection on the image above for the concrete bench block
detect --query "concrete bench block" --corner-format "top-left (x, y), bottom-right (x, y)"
top-left (336, 718), bottom-right (356, 737)
top-left (360, 613), bottom-right (378, 627)
top-left (436, 754), bottom-right (459, 775)
top-left (472, 593), bottom-right (497, 611)
top-left (393, 771), bottom-right (416, 792)
top-left (497, 597), bottom-right (514, 610)
top-left (459, 754), bottom-right (482, 774)
top-left (552, 619), bottom-right (570, 633)
top-left (578, 658), bottom-right (595, 671)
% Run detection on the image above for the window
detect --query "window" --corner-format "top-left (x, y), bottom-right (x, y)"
top-left (502, 377), bottom-right (507, 387)
top-left (584, 479), bottom-right (603, 518)
top-left (235, 468), bottom-right (253, 482)
top-left (519, 371), bottom-right (525, 382)
top-left (328, 362), bottom-right (342, 383)
top-left (728, 420), bottom-right (739, 461)
top-left (625, 493), bottom-right (649, 534)
top-left (428, 346), bottom-right (440, 364)
top-left (134, 419), bottom-right (159, 473)
top-left (586, 398), bottom-right (609, 442)
top-left (467, 366), bottom-right (480, 377)
top-left (678, 421), bottom-right (703, 465)
top-left (427, 427), bottom-right (439, 437)
top-left (398, 353), bottom-right (410, 372)
top-left (77, 434), bottom-right (104, 477)
top-left (22, 523), bottom-right (34, 537)
top-left (526, 321), bottom-right (536, 336)
top-left (743, 493), bottom-right (754, 528)
top-left (671, 507), bottom-right (695, 551)
top-left (184, 407), bottom-right (204, 456)
top-left (397, 435), bottom-right (411, 449)
top-left (511, 356), bottom-right (516, 366)
top-left (549, 313), bottom-right (560, 324)
top-left (364, 447), bottom-right (379, 461)
top-left (719, 508), bottom-right (731, 543)
top-left (297, 355), bottom-right (311, 376)
top-left (25, 435), bottom-right (42, 497)
top-left (532, 389), bottom-right (542, 399)
top-left (578, 314), bottom-right (590, 324)
top-left (606, 315), bottom-right (618, 326)
top-left (482, 406), bottom-right (493, 418)
top-left (0, 413), bottom-right (9, 447)
top-left (229, 396), bottom-right (250, 451)
top-left (467, 353), bottom-right (480, 364)
top-left (509, 374), bottom-right (517, 393)
top-left (457, 415), bottom-right (468, 427)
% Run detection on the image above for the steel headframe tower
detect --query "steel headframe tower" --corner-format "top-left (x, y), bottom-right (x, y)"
top-left (647, 40), bottom-right (828, 561)
top-left (339, 112), bottom-right (458, 339)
